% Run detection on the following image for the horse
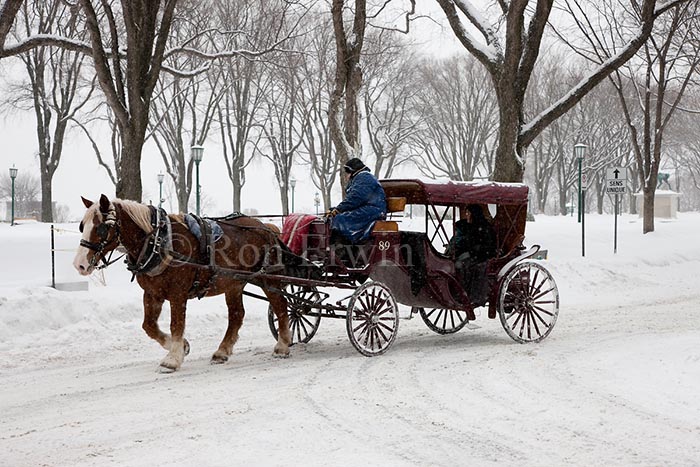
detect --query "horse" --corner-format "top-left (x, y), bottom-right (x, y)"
top-left (73, 194), bottom-right (291, 372)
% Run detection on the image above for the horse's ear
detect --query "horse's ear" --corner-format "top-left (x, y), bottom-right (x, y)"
top-left (99, 194), bottom-right (111, 212)
top-left (81, 197), bottom-right (94, 209)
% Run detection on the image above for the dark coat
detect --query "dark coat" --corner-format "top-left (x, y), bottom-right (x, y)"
top-left (331, 170), bottom-right (387, 243)
top-left (448, 217), bottom-right (497, 262)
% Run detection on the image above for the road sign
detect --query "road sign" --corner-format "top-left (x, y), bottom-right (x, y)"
top-left (606, 167), bottom-right (627, 194)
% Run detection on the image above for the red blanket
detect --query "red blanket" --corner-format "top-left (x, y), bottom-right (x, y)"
top-left (281, 214), bottom-right (318, 255)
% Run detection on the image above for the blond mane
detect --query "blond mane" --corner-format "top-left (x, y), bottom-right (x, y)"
top-left (113, 199), bottom-right (155, 233)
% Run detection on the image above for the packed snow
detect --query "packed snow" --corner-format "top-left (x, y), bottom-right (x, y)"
top-left (1, 212), bottom-right (699, 466)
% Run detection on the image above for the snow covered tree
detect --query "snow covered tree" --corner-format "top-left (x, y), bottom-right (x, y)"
top-left (7, 0), bottom-right (95, 222)
top-left (434, 0), bottom-right (688, 183)
top-left (563, 0), bottom-right (699, 232)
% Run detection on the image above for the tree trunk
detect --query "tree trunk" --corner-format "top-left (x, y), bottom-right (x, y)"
top-left (116, 123), bottom-right (147, 201)
top-left (232, 177), bottom-right (242, 213)
top-left (642, 187), bottom-right (655, 233)
top-left (40, 170), bottom-right (53, 222)
top-left (177, 175), bottom-right (188, 213)
top-left (492, 89), bottom-right (524, 182)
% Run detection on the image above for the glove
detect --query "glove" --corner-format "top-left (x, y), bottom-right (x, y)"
top-left (327, 208), bottom-right (339, 218)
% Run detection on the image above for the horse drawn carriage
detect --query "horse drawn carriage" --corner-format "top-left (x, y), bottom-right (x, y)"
top-left (265, 178), bottom-right (559, 356)
top-left (75, 179), bottom-right (559, 371)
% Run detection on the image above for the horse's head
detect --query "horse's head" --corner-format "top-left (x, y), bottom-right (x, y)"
top-left (73, 194), bottom-right (120, 276)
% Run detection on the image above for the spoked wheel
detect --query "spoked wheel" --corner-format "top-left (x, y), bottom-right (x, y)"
top-left (346, 281), bottom-right (399, 357)
top-left (268, 284), bottom-right (322, 345)
top-left (498, 261), bottom-right (559, 343)
top-left (414, 307), bottom-right (469, 334)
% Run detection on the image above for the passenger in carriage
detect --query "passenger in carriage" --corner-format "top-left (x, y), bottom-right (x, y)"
top-left (327, 157), bottom-right (387, 245)
top-left (446, 204), bottom-right (497, 303)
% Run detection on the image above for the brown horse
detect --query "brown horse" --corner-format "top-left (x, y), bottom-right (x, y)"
top-left (73, 194), bottom-right (291, 372)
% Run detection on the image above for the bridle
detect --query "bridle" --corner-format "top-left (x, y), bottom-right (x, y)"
top-left (79, 206), bottom-right (124, 270)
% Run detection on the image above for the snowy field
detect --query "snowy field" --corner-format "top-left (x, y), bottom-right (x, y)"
top-left (1, 212), bottom-right (699, 466)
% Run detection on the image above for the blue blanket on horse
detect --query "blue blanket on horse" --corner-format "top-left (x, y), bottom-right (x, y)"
top-left (184, 214), bottom-right (224, 243)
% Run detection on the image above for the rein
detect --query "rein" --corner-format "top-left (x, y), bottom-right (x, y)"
top-left (125, 206), bottom-right (172, 278)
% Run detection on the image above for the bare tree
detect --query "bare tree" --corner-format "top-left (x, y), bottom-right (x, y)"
top-left (0, 0), bottom-right (22, 50)
top-left (149, 4), bottom-right (221, 213)
top-left (525, 54), bottom-right (580, 214)
top-left (1, 0), bottom-right (304, 202)
top-left (71, 107), bottom-right (120, 186)
top-left (362, 32), bottom-right (420, 178)
top-left (260, 46), bottom-right (307, 215)
top-left (435, 0), bottom-right (688, 183)
top-left (409, 56), bottom-right (498, 181)
top-left (10, 0), bottom-right (95, 222)
top-left (214, 0), bottom-right (281, 212)
top-left (296, 11), bottom-right (338, 212)
top-left (0, 170), bottom-right (40, 218)
top-left (666, 90), bottom-right (700, 210)
top-left (329, 0), bottom-right (370, 191)
top-left (567, 0), bottom-right (700, 232)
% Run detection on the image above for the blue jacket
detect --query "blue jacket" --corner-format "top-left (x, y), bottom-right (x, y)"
top-left (332, 170), bottom-right (387, 243)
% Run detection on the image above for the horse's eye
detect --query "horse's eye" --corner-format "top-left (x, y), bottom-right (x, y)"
top-left (79, 221), bottom-right (84, 233)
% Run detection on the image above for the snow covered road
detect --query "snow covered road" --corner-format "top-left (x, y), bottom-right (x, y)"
top-left (1, 214), bottom-right (699, 466)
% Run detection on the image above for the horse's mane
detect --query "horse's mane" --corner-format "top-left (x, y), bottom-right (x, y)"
top-left (112, 199), bottom-right (155, 233)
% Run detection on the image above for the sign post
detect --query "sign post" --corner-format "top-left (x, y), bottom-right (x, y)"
top-left (606, 168), bottom-right (628, 254)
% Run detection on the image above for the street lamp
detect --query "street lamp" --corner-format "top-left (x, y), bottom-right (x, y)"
top-left (574, 143), bottom-right (587, 223)
top-left (290, 177), bottom-right (296, 213)
top-left (314, 192), bottom-right (320, 215)
top-left (157, 172), bottom-right (165, 209)
top-left (191, 145), bottom-right (204, 216)
top-left (9, 165), bottom-right (17, 226)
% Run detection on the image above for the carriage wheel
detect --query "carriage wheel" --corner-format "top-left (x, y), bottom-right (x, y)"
top-left (498, 261), bottom-right (559, 343)
top-left (414, 307), bottom-right (469, 334)
top-left (346, 281), bottom-right (399, 357)
top-left (268, 284), bottom-right (322, 345)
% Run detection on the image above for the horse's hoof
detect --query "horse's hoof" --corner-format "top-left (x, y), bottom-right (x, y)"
top-left (183, 338), bottom-right (190, 356)
top-left (210, 354), bottom-right (228, 365)
top-left (272, 350), bottom-right (290, 358)
top-left (159, 355), bottom-right (181, 372)
top-left (158, 364), bottom-right (177, 374)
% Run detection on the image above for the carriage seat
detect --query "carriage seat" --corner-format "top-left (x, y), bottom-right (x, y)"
top-left (372, 197), bottom-right (406, 233)
top-left (386, 197), bottom-right (406, 216)
top-left (372, 220), bottom-right (399, 232)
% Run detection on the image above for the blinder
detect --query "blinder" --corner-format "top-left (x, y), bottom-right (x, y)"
top-left (80, 206), bottom-right (120, 268)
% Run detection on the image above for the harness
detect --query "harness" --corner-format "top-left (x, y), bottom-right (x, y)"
top-left (85, 206), bottom-right (286, 298)
top-left (126, 206), bottom-right (173, 278)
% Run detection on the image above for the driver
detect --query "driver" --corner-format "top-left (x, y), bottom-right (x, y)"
top-left (328, 158), bottom-right (387, 244)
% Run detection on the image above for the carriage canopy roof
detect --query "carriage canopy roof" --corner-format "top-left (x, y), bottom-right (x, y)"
top-left (380, 179), bottom-right (529, 206)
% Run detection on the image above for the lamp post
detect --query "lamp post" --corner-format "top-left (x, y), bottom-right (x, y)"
top-left (191, 145), bottom-right (204, 215)
top-left (574, 143), bottom-right (587, 223)
top-left (314, 192), bottom-right (320, 215)
top-left (157, 172), bottom-right (165, 209)
top-left (290, 177), bottom-right (296, 213)
top-left (9, 166), bottom-right (17, 226)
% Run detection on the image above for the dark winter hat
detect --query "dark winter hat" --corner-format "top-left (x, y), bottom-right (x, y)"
top-left (343, 157), bottom-right (367, 174)
top-left (466, 204), bottom-right (486, 220)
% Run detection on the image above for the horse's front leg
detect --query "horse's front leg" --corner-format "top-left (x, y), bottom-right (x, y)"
top-left (159, 298), bottom-right (188, 372)
top-left (142, 292), bottom-right (189, 356)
